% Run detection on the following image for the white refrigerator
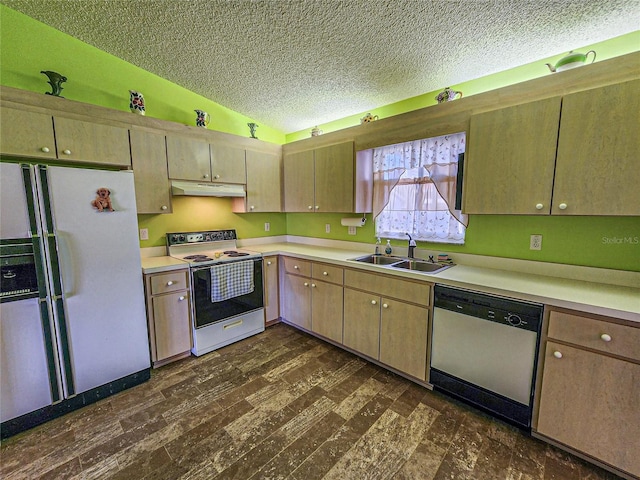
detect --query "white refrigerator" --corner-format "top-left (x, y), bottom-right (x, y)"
top-left (0, 163), bottom-right (151, 438)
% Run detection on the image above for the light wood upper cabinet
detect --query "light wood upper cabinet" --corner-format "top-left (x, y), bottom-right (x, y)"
top-left (553, 79), bottom-right (640, 215)
top-left (283, 141), bottom-right (356, 213)
top-left (283, 149), bottom-right (315, 212)
top-left (0, 107), bottom-right (57, 159)
top-left (130, 129), bottom-right (171, 214)
top-left (210, 143), bottom-right (246, 184)
top-left (0, 108), bottom-right (130, 166)
top-left (314, 142), bottom-right (354, 213)
top-left (234, 150), bottom-right (282, 213)
top-left (464, 97), bottom-right (561, 215)
top-left (166, 135), bottom-right (211, 181)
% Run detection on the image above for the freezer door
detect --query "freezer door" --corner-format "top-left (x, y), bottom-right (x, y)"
top-left (41, 167), bottom-right (150, 394)
top-left (0, 299), bottom-right (55, 422)
top-left (0, 163), bottom-right (31, 239)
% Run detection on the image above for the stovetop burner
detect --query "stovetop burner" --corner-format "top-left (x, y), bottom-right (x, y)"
top-left (224, 251), bottom-right (250, 257)
top-left (166, 229), bottom-right (262, 266)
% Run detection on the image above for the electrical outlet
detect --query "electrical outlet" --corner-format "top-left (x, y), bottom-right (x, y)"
top-left (325, 223), bottom-right (331, 233)
top-left (139, 228), bottom-right (149, 241)
top-left (348, 226), bottom-right (356, 235)
top-left (530, 234), bottom-right (542, 250)
top-left (264, 222), bottom-right (270, 232)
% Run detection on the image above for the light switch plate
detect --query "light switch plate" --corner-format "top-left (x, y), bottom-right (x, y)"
top-left (264, 222), bottom-right (270, 232)
top-left (325, 223), bottom-right (331, 233)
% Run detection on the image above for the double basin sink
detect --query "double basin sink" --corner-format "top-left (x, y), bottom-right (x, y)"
top-left (348, 254), bottom-right (453, 274)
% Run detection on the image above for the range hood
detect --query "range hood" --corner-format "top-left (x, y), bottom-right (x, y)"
top-left (171, 181), bottom-right (246, 197)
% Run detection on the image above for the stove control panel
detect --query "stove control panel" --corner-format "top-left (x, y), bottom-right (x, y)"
top-left (167, 229), bottom-right (237, 246)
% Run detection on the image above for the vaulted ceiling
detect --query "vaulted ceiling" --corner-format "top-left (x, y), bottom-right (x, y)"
top-left (2, 0), bottom-right (639, 133)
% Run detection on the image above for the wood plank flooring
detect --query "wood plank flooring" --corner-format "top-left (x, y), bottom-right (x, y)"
top-left (0, 323), bottom-right (622, 479)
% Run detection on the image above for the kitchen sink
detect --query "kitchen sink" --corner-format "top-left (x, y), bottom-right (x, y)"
top-left (349, 254), bottom-right (404, 265)
top-left (391, 259), bottom-right (452, 274)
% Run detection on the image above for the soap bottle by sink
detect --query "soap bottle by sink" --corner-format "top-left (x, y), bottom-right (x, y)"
top-left (384, 240), bottom-right (393, 256)
top-left (375, 237), bottom-right (381, 255)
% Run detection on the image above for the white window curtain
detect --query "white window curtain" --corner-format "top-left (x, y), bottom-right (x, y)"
top-left (372, 132), bottom-right (467, 244)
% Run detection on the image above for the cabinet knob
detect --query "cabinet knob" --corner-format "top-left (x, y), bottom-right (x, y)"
top-left (382, 303), bottom-right (389, 309)
top-left (600, 333), bottom-right (612, 342)
top-left (62, 149), bottom-right (71, 155)
top-left (315, 205), bottom-right (319, 210)
top-left (553, 351), bottom-right (563, 359)
top-left (179, 296), bottom-right (185, 301)
top-left (558, 203), bottom-right (568, 210)
top-left (250, 205), bottom-right (255, 210)
top-left (294, 265), bottom-right (299, 269)
top-left (303, 282), bottom-right (309, 287)
top-left (371, 300), bottom-right (377, 305)
top-left (311, 283), bottom-right (316, 288)
top-left (41, 147), bottom-right (50, 153)
top-left (535, 203), bottom-right (544, 210)
top-left (161, 205), bottom-right (168, 210)
top-left (308, 205), bottom-right (313, 210)
top-left (166, 281), bottom-right (174, 286)
top-left (267, 261), bottom-right (272, 265)
top-left (214, 174), bottom-right (220, 179)
top-left (203, 174), bottom-right (209, 179)
top-left (322, 271), bottom-right (328, 276)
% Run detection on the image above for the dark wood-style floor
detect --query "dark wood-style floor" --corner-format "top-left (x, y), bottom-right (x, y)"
top-left (1, 323), bottom-right (622, 480)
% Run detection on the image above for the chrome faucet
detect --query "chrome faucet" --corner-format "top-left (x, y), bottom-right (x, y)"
top-left (406, 233), bottom-right (416, 258)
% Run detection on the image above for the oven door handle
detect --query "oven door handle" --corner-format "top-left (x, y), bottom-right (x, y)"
top-left (223, 319), bottom-right (244, 329)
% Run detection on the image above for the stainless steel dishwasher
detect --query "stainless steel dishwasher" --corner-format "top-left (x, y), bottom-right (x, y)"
top-left (430, 285), bottom-right (543, 429)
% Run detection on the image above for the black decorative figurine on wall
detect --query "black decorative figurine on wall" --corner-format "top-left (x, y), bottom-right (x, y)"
top-left (247, 122), bottom-right (258, 139)
top-left (41, 70), bottom-right (67, 97)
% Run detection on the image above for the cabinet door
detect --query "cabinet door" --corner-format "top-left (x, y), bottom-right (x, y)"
top-left (53, 117), bottom-right (131, 167)
top-left (0, 107), bottom-right (56, 159)
top-left (151, 291), bottom-right (191, 361)
top-left (314, 141), bottom-right (354, 213)
top-left (281, 273), bottom-right (311, 330)
top-left (464, 98), bottom-right (561, 214)
top-left (283, 149), bottom-right (314, 212)
top-left (210, 144), bottom-right (246, 183)
top-left (166, 136), bottom-right (211, 181)
top-left (536, 341), bottom-right (640, 477)
top-left (264, 256), bottom-right (279, 325)
top-left (245, 150), bottom-right (282, 212)
top-left (311, 280), bottom-right (343, 343)
top-left (379, 299), bottom-right (428, 380)
top-left (343, 288), bottom-right (380, 359)
top-left (130, 130), bottom-right (171, 214)
top-left (553, 79), bottom-right (640, 215)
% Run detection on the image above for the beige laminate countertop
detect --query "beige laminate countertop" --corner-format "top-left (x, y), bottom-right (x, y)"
top-left (248, 242), bottom-right (640, 323)
top-left (140, 241), bottom-right (639, 322)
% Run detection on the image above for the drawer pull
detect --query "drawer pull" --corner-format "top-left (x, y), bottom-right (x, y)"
top-left (178, 296), bottom-right (185, 301)
top-left (600, 333), bottom-right (612, 342)
top-left (294, 265), bottom-right (299, 269)
top-left (371, 300), bottom-right (377, 305)
top-left (267, 261), bottom-right (272, 265)
top-left (311, 283), bottom-right (316, 288)
top-left (553, 351), bottom-right (563, 359)
top-left (224, 320), bottom-right (243, 329)
top-left (322, 271), bottom-right (328, 276)
top-left (166, 281), bottom-right (174, 286)
top-left (303, 282), bottom-right (309, 287)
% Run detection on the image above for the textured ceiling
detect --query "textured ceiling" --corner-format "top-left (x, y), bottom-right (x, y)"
top-left (2, 0), bottom-right (639, 133)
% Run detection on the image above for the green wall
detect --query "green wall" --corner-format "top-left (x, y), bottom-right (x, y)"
top-left (2, 5), bottom-right (638, 271)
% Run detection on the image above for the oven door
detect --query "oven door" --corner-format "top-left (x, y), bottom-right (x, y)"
top-left (191, 258), bottom-right (264, 329)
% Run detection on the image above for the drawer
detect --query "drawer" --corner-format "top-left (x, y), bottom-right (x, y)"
top-left (548, 310), bottom-right (640, 361)
top-left (312, 262), bottom-right (344, 284)
top-left (149, 270), bottom-right (189, 295)
top-left (282, 257), bottom-right (311, 276)
top-left (344, 269), bottom-right (431, 306)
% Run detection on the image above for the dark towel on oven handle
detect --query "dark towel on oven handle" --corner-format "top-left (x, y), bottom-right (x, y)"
top-left (210, 260), bottom-right (254, 302)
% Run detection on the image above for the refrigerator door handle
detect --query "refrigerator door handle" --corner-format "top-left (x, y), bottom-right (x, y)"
top-left (35, 165), bottom-right (77, 397)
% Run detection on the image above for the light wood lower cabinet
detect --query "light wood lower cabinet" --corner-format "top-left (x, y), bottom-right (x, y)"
top-left (535, 310), bottom-right (640, 478)
top-left (343, 269), bottom-right (431, 381)
top-left (281, 269), bottom-right (311, 330)
top-left (264, 256), bottom-right (279, 326)
top-left (144, 269), bottom-right (192, 367)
